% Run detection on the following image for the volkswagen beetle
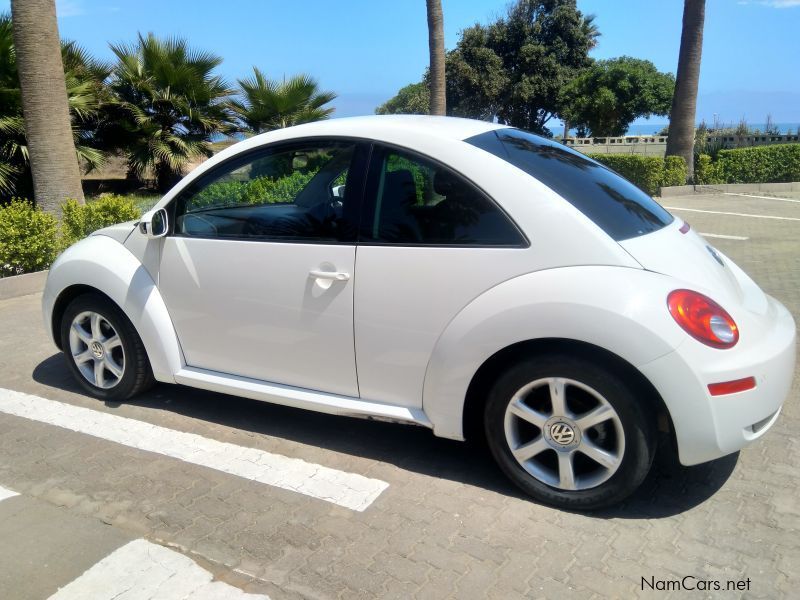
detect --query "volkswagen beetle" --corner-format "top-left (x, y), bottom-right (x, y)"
top-left (42, 116), bottom-right (796, 509)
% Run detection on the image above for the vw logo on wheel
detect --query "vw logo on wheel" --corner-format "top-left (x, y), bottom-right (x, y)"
top-left (90, 341), bottom-right (104, 359)
top-left (549, 422), bottom-right (576, 445)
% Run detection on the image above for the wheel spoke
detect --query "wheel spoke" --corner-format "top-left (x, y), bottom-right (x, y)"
top-left (93, 360), bottom-right (105, 387)
top-left (103, 356), bottom-right (123, 379)
top-left (575, 404), bottom-right (614, 430)
top-left (508, 399), bottom-right (547, 427)
top-left (90, 313), bottom-right (103, 339)
top-left (72, 322), bottom-right (92, 344)
top-left (104, 335), bottom-right (121, 350)
top-left (72, 349), bottom-right (94, 365)
top-left (549, 378), bottom-right (568, 417)
top-left (557, 452), bottom-right (577, 490)
top-left (512, 436), bottom-right (549, 462)
top-left (579, 440), bottom-right (620, 470)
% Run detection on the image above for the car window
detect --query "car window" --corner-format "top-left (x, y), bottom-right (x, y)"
top-left (361, 147), bottom-right (525, 246)
top-left (465, 128), bottom-right (674, 241)
top-left (174, 142), bottom-right (358, 242)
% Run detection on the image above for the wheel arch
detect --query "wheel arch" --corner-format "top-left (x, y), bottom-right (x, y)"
top-left (461, 338), bottom-right (675, 447)
top-left (43, 235), bottom-right (183, 382)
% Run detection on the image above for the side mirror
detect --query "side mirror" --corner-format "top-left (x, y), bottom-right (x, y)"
top-left (139, 208), bottom-right (169, 238)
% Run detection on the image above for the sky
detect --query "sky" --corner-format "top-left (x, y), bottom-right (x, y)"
top-left (2, 0), bottom-right (799, 130)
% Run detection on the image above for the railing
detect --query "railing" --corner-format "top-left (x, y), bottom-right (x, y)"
top-left (563, 136), bottom-right (668, 156)
top-left (562, 133), bottom-right (800, 156)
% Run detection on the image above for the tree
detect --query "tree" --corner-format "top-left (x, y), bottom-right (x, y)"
top-left (445, 0), bottom-right (597, 133)
top-left (665, 0), bottom-right (705, 180)
top-left (105, 33), bottom-right (234, 192)
top-left (560, 57), bottom-right (675, 137)
top-left (426, 0), bottom-right (445, 116)
top-left (230, 68), bottom-right (336, 133)
top-left (1, 14), bottom-right (109, 199)
top-left (375, 82), bottom-right (430, 115)
top-left (10, 0), bottom-right (84, 213)
top-left (381, 1), bottom-right (596, 134)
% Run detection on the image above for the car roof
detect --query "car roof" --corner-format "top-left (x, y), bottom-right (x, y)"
top-left (245, 115), bottom-right (508, 145)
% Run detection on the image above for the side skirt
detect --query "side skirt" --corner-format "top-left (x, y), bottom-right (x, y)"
top-left (174, 367), bottom-right (433, 427)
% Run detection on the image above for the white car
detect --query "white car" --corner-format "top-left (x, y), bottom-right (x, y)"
top-left (42, 116), bottom-right (796, 509)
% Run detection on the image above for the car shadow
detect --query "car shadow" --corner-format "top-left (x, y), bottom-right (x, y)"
top-left (32, 353), bottom-right (737, 519)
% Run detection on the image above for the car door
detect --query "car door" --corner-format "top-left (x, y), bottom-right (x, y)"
top-left (353, 144), bottom-right (531, 408)
top-left (159, 140), bottom-right (368, 397)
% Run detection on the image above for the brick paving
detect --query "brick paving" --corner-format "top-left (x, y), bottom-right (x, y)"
top-left (0, 191), bottom-right (798, 599)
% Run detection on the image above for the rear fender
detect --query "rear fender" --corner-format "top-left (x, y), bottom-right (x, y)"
top-left (422, 266), bottom-right (686, 439)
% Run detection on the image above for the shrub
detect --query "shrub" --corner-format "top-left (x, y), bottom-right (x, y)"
top-left (694, 154), bottom-right (723, 185)
top-left (661, 155), bottom-right (688, 187)
top-left (587, 154), bottom-right (684, 195)
top-left (0, 198), bottom-right (59, 277)
top-left (716, 144), bottom-right (800, 184)
top-left (61, 194), bottom-right (141, 248)
top-left (588, 155), bottom-right (662, 195)
top-left (189, 170), bottom-right (317, 211)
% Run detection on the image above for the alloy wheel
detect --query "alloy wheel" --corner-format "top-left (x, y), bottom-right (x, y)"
top-left (68, 311), bottom-right (126, 389)
top-left (503, 377), bottom-right (626, 491)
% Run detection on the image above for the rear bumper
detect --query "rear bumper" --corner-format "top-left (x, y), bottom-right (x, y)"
top-left (640, 295), bottom-right (796, 466)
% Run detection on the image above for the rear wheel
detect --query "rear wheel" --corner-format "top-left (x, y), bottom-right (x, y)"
top-left (485, 355), bottom-right (655, 510)
top-left (60, 293), bottom-right (155, 401)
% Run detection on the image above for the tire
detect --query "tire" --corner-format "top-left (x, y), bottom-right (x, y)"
top-left (485, 354), bottom-right (655, 510)
top-left (60, 293), bottom-right (155, 401)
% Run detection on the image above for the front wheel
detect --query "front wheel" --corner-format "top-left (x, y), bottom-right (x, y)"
top-left (485, 355), bottom-right (655, 510)
top-left (60, 293), bottom-right (155, 401)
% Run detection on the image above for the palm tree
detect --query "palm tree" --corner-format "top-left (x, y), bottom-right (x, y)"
top-left (426, 0), bottom-right (446, 116)
top-left (10, 0), bottom-right (84, 212)
top-left (665, 0), bottom-right (705, 181)
top-left (231, 68), bottom-right (336, 133)
top-left (105, 33), bottom-right (235, 192)
top-left (0, 13), bottom-right (109, 198)
top-left (582, 14), bottom-right (601, 50)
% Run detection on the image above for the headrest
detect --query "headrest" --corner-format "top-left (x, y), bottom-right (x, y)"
top-left (433, 169), bottom-right (459, 196)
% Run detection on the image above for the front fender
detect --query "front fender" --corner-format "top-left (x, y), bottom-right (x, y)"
top-left (43, 236), bottom-right (182, 382)
top-left (422, 266), bottom-right (686, 440)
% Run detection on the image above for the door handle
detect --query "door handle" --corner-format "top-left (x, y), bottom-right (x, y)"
top-left (309, 269), bottom-right (350, 281)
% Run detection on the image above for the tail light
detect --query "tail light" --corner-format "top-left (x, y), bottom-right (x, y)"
top-left (667, 289), bottom-right (739, 349)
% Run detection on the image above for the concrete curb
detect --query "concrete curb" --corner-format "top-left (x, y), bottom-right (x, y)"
top-left (0, 270), bottom-right (48, 301)
top-left (659, 181), bottom-right (800, 197)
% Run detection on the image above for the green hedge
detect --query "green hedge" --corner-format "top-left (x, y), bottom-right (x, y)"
top-left (715, 144), bottom-right (800, 184)
top-left (61, 194), bottom-right (141, 247)
top-left (694, 154), bottom-right (724, 185)
top-left (587, 154), bottom-right (687, 195)
top-left (0, 195), bottom-right (141, 278)
top-left (0, 199), bottom-right (59, 277)
top-left (188, 171), bottom-right (316, 211)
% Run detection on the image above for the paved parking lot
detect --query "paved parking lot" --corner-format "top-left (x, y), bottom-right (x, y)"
top-left (0, 191), bottom-right (798, 599)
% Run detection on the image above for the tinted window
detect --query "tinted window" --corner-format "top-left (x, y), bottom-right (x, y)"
top-left (361, 147), bottom-right (525, 246)
top-left (466, 128), bottom-right (673, 241)
top-left (174, 142), bottom-right (359, 242)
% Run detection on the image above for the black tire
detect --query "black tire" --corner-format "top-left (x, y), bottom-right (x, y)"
top-left (485, 354), bottom-right (655, 510)
top-left (60, 292), bottom-right (155, 401)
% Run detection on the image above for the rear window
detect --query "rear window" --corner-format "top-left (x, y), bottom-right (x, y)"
top-left (465, 128), bottom-right (673, 241)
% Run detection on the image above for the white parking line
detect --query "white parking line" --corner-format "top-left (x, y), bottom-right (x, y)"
top-left (724, 192), bottom-right (800, 204)
top-left (665, 206), bottom-right (800, 222)
top-left (0, 388), bottom-right (388, 511)
top-left (49, 539), bottom-right (269, 600)
top-left (698, 233), bottom-right (749, 241)
top-left (0, 485), bottom-right (18, 502)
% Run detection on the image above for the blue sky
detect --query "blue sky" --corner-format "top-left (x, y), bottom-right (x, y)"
top-left (3, 0), bottom-right (799, 128)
